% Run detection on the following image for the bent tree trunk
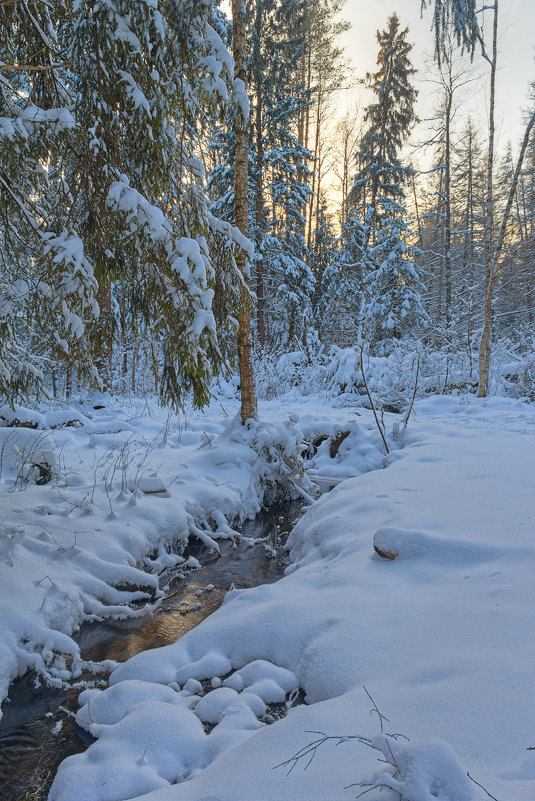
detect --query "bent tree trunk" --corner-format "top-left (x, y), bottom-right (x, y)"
top-left (478, 106), bottom-right (535, 395)
top-left (232, 0), bottom-right (258, 424)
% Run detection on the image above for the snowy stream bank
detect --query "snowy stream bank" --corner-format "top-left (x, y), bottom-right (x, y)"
top-left (0, 392), bottom-right (387, 799)
top-left (47, 395), bottom-right (535, 801)
top-left (0, 498), bottom-right (305, 801)
top-left (4, 392), bottom-right (533, 801)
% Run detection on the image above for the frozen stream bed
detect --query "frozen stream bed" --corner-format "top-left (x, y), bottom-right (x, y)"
top-left (0, 499), bottom-right (306, 801)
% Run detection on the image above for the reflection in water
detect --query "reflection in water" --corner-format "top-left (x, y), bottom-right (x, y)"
top-left (0, 498), bottom-right (305, 801)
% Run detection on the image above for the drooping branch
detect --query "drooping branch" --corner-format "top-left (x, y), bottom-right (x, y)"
top-left (422, 0), bottom-right (480, 63)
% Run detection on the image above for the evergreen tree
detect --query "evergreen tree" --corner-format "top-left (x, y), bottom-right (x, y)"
top-left (0, 1), bottom-right (98, 400)
top-left (366, 202), bottom-right (426, 346)
top-left (352, 14), bottom-right (417, 223)
top-left (301, 0), bottom-right (350, 252)
top-left (320, 208), bottom-right (369, 346)
top-left (350, 14), bottom-right (425, 347)
top-left (260, 0), bottom-right (313, 345)
top-left (450, 117), bottom-right (485, 360)
top-left (310, 197), bottom-right (337, 312)
top-left (0, 0), bottom-right (242, 407)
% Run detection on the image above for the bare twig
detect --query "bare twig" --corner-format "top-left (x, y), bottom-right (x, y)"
top-left (403, 353), bottom-right (420, 429)
top-left (273, 731), bottom-right (371, 776)
top-left (0, 62), bottom-right (71, 71)
top-left (467, 772), bottom-right (500, 801)
top-left (359, 345), bottom-right (390, 455)
top-left (363, 685), bottom-right (389, 733)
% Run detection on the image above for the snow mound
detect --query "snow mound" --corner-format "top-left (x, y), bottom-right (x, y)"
top-left (50, 656), bottom-right (301, 801)
top-left (139, 474), bottom-right (167, 494)
top-left (373, 526), bottom-right (502, 564)
top-left (0, 404), bottom-right (89, 430)
top-left (0, 427), bottom-right (58, 484)
top-left (370, 734), bottom-right (474, 801)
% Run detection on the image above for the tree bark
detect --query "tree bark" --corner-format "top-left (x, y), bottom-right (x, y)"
top-left (306, 87), bottom-right (322, 251)
top-left (232, 0), bottom-right (258, 424)
top-left (478, 0), bottom-right (498, 397)
top-left (253, 0), bottom-right (265, 347)
top-left (444, 88), bottom-right (452, 333)
top-left (479, 106), bottom-right (535, 391)
top-left (95, 280), bottom-right (113, 392)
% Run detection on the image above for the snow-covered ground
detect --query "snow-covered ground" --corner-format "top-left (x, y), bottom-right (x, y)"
top-left (0, 387), bottom-right (385, 716)
top-left (0, 392), bottom-right (308, 712)
top-left (2, 388), bottom-right (535, 801)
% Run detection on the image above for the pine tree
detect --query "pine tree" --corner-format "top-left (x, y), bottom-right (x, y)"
top-left (350, 14), bottom-right (425, 348)
top-left (259, 0), bottom-right (313, 346)
top-left (299, 0), bottom-right (350, 251)
top-left (0, 1), bottom-right (243, 407)
top-left (451, 117), bottom-right (485, 365)
top-left (352, 14), bottom-right (417, 223)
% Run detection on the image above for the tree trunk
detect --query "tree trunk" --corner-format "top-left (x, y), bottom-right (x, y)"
top-left (253, 0), bottom-right (265, 348)
top-left (232, 0), bottom-right (258, 424)
top-left (131, 317), bottom-right (138, 394)
top-left (478, 0), bottom-right (498, 397)
top-left (306, 88), bottom-right (322, 251)
top-left (96, 280), bottom-right (113, 392)
top-left (480, 107), bottom-right (535, 390)
top-left (444, 90), bottom-right (452, 333)
top-left (463, 127), bottom-right (475, 374)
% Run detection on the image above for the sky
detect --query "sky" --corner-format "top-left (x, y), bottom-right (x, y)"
top-left (341, 0), bottom-right (535, 149)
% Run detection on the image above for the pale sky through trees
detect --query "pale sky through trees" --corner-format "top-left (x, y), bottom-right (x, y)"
top-left (341, 0), bottom-right (535, 147)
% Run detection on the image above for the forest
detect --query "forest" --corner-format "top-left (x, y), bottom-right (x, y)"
top-left (1, 1), bottom-right (535, 801)
top-left (1, 0), bottom-right (534, 410)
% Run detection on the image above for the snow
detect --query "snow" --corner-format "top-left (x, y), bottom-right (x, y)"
top-left (0, 427), bottom-right (59, 484)
top-left (0, 396), bottom-right (314, 720)
top-left (232, 77), bottom-right (250, 123)
top-left (106, 180), bottom-right (168, 242)
top-left (0, 107), bottom-right (77, 140)
top-left (368, 735), bottom-right (474, 801)
top-left (117, 70), bottom-right (152, 114)
top-left (2, 389), bottom-right (535, 801)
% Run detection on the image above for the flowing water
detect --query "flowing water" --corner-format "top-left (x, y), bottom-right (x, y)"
top-left (0, 498), bottom-right (306, 801)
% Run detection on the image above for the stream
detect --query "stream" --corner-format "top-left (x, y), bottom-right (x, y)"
top-left (0, 497), bottom-right (308, 801)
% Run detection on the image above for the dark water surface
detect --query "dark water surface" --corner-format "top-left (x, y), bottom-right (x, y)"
top-left (0, 499), bottom-right (305, 801)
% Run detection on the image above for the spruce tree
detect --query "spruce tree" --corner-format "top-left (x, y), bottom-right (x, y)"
top-left (350, 14), bottom-right (425, 348)
top-left (352, 14), bottom-right (417, 222)
top-left (366, 204), bottom-right (426, 347)
top-left (0, 1), bottom-right (242, 407)
top-left (0, 2), bottom-right (101, 401)
top-left (320, 208), bottom-right (369, 346)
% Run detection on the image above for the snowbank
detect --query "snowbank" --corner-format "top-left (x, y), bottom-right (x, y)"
top-left (0, 396), bottom-right (319, 717)
top-left (49, 395), bottom-right (535, 801)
